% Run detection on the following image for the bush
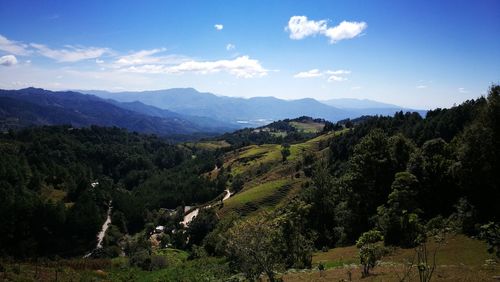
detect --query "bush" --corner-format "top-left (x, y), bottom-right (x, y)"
top-left (129, 250), bottom-right (152, 271)
top-left (150, 255), bottom-right (167, 270)
top-left (480, 222), bottom-right (500, 258)
top-left (356, 230), bottom-right (384, 277)
top-left (103, 246), bottom-right (122, 258)
top-left (190, 244), bottom-right (208, 259)
top-left (426, 215), bottom-right (446, 232)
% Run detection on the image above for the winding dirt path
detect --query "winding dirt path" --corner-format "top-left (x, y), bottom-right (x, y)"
top-left (181, 189), bottom-right (232, 227)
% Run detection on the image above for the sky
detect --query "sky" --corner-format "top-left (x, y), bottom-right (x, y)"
top-left (0, 0), bottom-right (499, 109)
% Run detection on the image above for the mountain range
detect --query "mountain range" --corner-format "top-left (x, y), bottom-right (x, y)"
top-left (0, 88), bottom-right (236, 137)
top-left (82, 88), bottom-right (425, 126)
top-left (0, 87), bottom-right (425, 137)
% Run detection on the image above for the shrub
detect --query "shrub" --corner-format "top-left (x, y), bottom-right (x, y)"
top-left (356, 230), bottom-right (384, 277)
top-left (129, 250), bottom-right (152, 271)
top-left (150, 255), bottom-right (167, 270)
top-left (480, 222), bottom-right (500, 258)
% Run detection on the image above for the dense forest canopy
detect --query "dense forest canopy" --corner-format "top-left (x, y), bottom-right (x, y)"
top-left (0, 125), bottom-right (225, 257)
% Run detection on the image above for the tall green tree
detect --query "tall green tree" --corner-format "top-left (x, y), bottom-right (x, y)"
top-left (226, 215), bottom-right (284, 281)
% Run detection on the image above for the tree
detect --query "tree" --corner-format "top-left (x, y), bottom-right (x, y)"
top-left (340, 129), bottom-right (395, 241)
top-left (376, 172), bottom-right (423, 247)
top-left (302, 163), bottom-right (340, 247)
top-left (276, 199), bottom-right (314, 269)
top-left (226, 215), bottom-right (284, 281)
top-left (388, 134), bottom-right (415, 172)
top-left (186, 207), bottom-right (218, 246)
top-left (281, 143), bottom-right (291, 162)
top-left (408, 139), bottom-right (456, 218)
top-left (456, 85), bottom-right (500, 222)
top-left (231, 175), bottom-right (244, 192)
top-left (356, 230), bottom-right (384, 277)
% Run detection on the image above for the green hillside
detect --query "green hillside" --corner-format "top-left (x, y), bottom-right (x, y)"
top-left (216, 128), bottom-right (345, 217)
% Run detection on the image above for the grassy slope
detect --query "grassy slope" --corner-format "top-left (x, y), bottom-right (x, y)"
top-left (284, 234), bottom-right (499, 281)
top-left (184, 140), bottom-right (231, 151)
top-left (289, 121), bottom-right (325, 133)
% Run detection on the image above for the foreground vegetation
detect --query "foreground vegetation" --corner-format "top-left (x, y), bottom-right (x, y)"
top-left (0, 235), bottom-right (497, 281)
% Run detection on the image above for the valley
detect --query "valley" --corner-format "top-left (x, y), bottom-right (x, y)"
top-left (1, 89), bottom-right (499, 280)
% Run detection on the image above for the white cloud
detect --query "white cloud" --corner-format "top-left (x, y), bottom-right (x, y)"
top-left (323, 21), bottom-right (367, 43)
top-left (326, 69), bottom-right (351, 75)
top-left (286, 16), bottom-right (367, 43)
top-left (214, 24), bottom-right (224, 30)
top-left (115, 48), bottom-right (166, 66)
top-left (0, 34), bottom-right (30, 55)
top-left (351, 86), bottom-right (362, 90)
top-left (417, 85), bottom-right (427, 89)
top-left (226, 43), bottom-right (236, 51)
top-left (96, 59), bottom-right (104, 64)
top-left (30, 43), bottom-right (110, 62)
top-left (0, 55), bottom-right (18, 66)
top-left (294, 69), bottom-right (323, 78)
top-left (113, 49), bottom-right (189, 68)
top-left (167, 55), bottom-right (269, 78)
top-left (120, 55), bottom-right (268, 78)
top-left (119, 64), bottom-right (168, 74)
top-left (294, 68), bottom-right (350, 82)
top-left (286, 16), bottom-right (327, 40)
top-left (458, 87), bottom-right (468, 93)
top-left (327, 75), bottom-right (347, 82)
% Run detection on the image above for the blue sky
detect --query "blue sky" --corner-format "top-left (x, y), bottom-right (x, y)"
top-left (0, 0), bottom-right (499, 108)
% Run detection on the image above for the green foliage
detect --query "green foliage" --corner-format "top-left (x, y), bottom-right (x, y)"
top-left (298, 85), bottom-right (500, 250)
top-left (218, 117), bottom-right (326, 148)
top-left (479, 222), bottom-right (500, 258)
top-left (186, 207), bottom-right (218, 246)
top-left (376, 172), bottom-right (424, 247)
top-left (356, 230), bottom-right (384, 277)
top-left (281, 143), bottom-right (291, 162)
top-left (125, 234), bottom-right (154, 270)
top-left (1, 84), bottom-right (500, 278)
top-left (226, 215), bottom-right (284, 281)
top-left (0, 125), bottom-right (226, 257)
top-left (129, 249), bottom-right (153, 271)
top-left (455, 85), bottom-right (500, 222)
top-left (203, 212), bottom-right (240, 256)
top-left (450, 197), bottom-right (477, 235)
top-left (231, 174), bottom-right (244, 192)
top-left (275, 199), bottom-right (314, 269)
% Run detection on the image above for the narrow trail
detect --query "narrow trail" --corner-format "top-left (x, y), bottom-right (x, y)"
top-left (84, 200), bottom-right (112, 258)
top-left (181, 189), bottom-right (232, 227)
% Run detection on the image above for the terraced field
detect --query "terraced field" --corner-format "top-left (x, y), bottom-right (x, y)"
top-left (221, 178), bottom-right (298, 214)
top-left (224, 144), bottom-right (281, 176)
top-left (217, 130), bottom-right (347, 217)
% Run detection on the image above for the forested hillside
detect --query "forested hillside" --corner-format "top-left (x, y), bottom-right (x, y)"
top-left (0, 86), bottom-right (498, 281)
top-left (0, 126), bottom-right (226, 258)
